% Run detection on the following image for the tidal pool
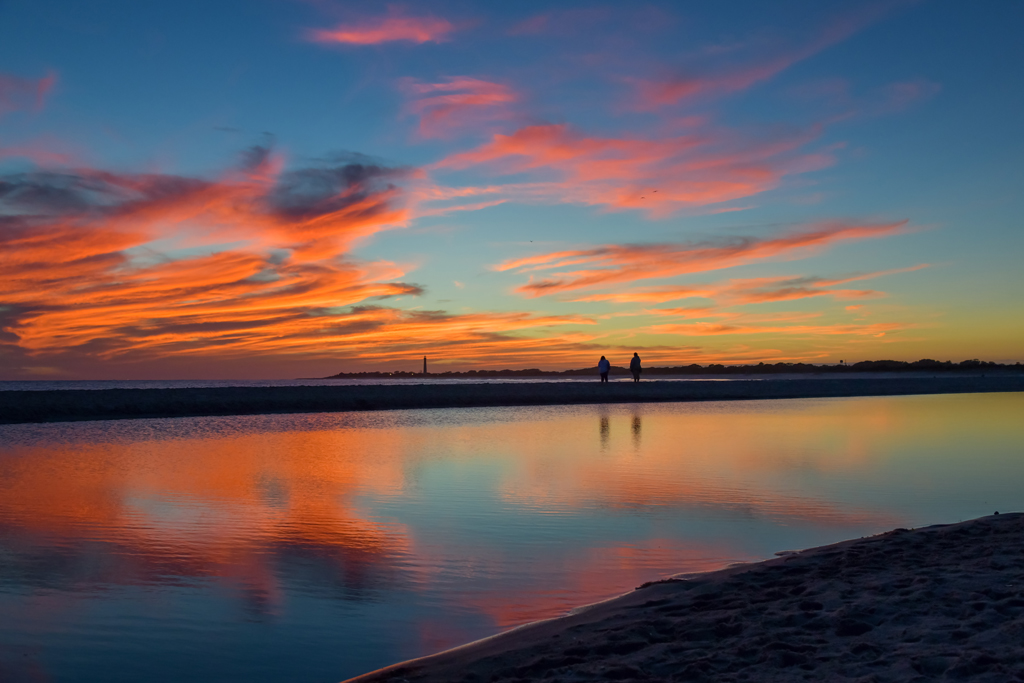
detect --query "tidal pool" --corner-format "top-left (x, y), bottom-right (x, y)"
top-left (1, 392), bottom-right (1022, 682)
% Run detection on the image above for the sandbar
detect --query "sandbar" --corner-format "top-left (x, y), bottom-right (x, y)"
top-left (345, 512), bottom-right (1024, 682)
top-left (1, 375), bottom-right (1023, 424)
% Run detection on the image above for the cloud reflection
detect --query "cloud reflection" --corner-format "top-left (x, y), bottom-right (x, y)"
top-left (0, 424), bottom-right (416, 604)
top-left (6, 394), bottom-right (1018, 661)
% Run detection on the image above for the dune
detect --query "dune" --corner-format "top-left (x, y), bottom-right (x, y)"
top-left (2, 375), bottom-right (1023, 425)
top-left (344, 512), bottom-right (1024, 682)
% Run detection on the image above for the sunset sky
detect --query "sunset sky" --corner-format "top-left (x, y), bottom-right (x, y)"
top-left (1, 0), bottom-right (1021, 379)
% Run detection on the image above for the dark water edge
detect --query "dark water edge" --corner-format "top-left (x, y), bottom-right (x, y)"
top-left (3, 376), bottom-right (1023, 424)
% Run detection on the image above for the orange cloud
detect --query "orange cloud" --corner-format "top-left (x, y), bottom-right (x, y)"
top-left (414, 45), bottom-right (932, 230)
top-left (719, 277), bottom-right (882, 304)
top-left (496, 221), bottom-right (909, 297)
top-left (572, 286), bottom-right (716, 304)
top-left (3, 149), bottom-right (412, 254)
top-left (308, 9), bottom-right (455, 45)
top-left (433, 122), bottom-right (833, 216)
top-left (0, 71), bottom-right (56, 117)
top-left (567, 266), bottom-right (926, 313)
top-left (402, 77), bottom-right (518, 138)
top-left (709, 264), bottom-right (929, 305)
top-left (647, 320), bottom-right (911, 338)
top-left (0, 153), bottom-right (439, 366)
top-left (0, 151), bottom-right (631, 375)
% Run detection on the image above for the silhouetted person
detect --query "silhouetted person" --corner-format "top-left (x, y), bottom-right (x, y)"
top-left (598, 355), bottom-right (610, 382)
top-left (630, 352), bottom-right (642, 382)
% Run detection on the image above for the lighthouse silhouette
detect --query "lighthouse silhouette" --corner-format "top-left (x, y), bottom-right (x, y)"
top-left (423, 356), bottom-right (427, 374)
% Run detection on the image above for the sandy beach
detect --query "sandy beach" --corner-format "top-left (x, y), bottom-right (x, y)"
top-left (345, 512), bottom-right (1024, 682)
top-left (2, 375), bottom-right (1023, 424)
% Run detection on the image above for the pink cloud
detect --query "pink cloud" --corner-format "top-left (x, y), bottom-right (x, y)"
top-left (308, 9), bottom-right (455, 45)
top-left (627, 51), bottom-right (808, 111)
top-left (0, 71), bottom-right (56, 117)
top-left (495, 221), bottom-right (909, 297)
top-left (788, 77), bottom-right (940, 120)
top-left (877, 79), bottom-right (942, 113)
top-left (433, 122), bottom-right (832, 216)
top-left (508, 13), bottom-right (550, 36)
top-left (626, 4), bottom-right (899, 110)
top-left (0, 140), bottom-right (75, 165)
top-left (403, 77), bottom-right (518, 138)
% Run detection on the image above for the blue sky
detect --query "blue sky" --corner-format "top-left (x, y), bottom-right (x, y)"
top-left (1, 0), bottom-right (1021, 378)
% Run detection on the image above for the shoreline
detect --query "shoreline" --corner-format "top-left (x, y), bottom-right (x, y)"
top-left (345, 513), bottom-right (1024, 682)
top-left (2, 375), bottom-right (1023, 425)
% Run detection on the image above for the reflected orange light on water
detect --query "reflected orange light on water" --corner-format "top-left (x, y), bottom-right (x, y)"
top-left (0, 425), bottom-right (417, 605)
top-left (2, 392), bottom-right (1023, 665)
top-left (488, 406), bottom-right (903, 527)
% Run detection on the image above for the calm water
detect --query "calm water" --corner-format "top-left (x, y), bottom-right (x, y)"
top-left (1, 393), bottom-right (1022, 682)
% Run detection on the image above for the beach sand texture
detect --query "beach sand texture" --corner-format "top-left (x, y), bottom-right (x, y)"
top-left (3, 375), bottom-right (1024, 424)
top-left (346, 513), bottom-right (1024, 683)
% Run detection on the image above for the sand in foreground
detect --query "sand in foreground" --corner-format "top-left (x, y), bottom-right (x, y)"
top-left (346, 513), bottom-right (1024, 682)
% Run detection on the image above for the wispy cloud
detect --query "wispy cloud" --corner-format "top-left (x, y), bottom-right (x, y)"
top-left (0, 140), bottom-right (75, 165)
top-left (308, 9), bottom-right (455, 46)
top-left (495, 221), bottom-right (909, 297)
top-left (402, 77), bottom-right (518, 138)
top-left (0, 71), bottom-right (56, 117)
top-left (875, 79), bottom-right (942, 113)
top-left (626, 3), bottom-right (900, 110)
top-left (572, 286), bottom-right (716, 304)
top-left (646, 319), bottom-right (910, 338)
top-left (432, 122), bottom-right (833, 216)
top-left (788, 77), bottom-right (941, 120)
top-left (707, 265), bottom-right (929, 305)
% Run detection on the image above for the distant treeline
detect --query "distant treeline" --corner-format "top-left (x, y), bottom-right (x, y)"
top-left (324, 358), bottom-right (1022, 379)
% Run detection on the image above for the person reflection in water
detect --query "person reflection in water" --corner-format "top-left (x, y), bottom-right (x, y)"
top-left (599, 415), bottom-right (610, 448)
top-left (632, 414), bottom-right (642, 448)
top-left (598, 355), bottom-right (610, 382)
top-left (629, 352), bottom-right (642, 382)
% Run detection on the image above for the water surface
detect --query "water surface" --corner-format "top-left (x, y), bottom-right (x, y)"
top-left (1, 393), bottom-right (1021, 682)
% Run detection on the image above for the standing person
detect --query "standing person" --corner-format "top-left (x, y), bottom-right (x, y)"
top-left (629, 352), bottom-right (642, 382)
top-left (598, 355), bottom-right (610, 382)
